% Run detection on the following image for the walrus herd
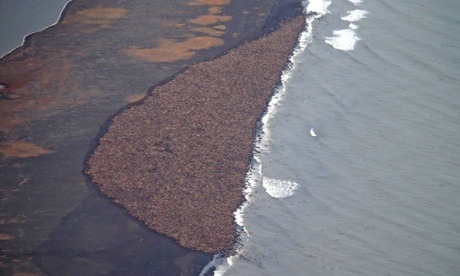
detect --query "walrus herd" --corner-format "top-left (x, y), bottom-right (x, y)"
top-left (86, 16), bottom-right (305, 253)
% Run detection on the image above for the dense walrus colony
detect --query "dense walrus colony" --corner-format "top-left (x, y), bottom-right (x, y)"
top-left (87, 16), bottom-right (305, 253)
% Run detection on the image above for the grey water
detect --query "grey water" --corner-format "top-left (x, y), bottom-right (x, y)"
top-left (0, 0), bottom-right (70, 57)
top-left (2, 0), bottom-right (459, 275)
top-left (217, 0), bottom-right (460, 275)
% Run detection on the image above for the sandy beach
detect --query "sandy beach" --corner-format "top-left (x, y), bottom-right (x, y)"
top-left (0, 0), bottom-right (303, 274)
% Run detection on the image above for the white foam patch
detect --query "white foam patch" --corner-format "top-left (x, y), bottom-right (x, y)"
top-left (199, 255), bottom-right (225, 276)
top-left (304, 0), bottom-right (331, 15)
top-left (348, 0), bottom-right (363, 4)
top-left (325, 29), bottom-right (360, 51)
top-left (263, 177), bottom-right (299, 198)
top-left (341, 9), bottom-right (368, 22)
top-left (349, 23), bottom-right (359, 30)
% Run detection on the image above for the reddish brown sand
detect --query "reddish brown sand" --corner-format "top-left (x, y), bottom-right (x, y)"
top-left (87, 16), bottom-right (305, 253)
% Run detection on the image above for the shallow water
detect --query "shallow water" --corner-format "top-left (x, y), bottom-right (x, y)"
top-left (215, 0), bottom-right (460, 275)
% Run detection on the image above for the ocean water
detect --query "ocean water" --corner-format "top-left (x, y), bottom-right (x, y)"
top-left (0, 0), bottom-right (70, 58)
top-left (211, 0), bottom-right (460, 275)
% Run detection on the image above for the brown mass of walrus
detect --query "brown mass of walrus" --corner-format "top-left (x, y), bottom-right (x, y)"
top-left (86, 16), bottom-right (305, 253)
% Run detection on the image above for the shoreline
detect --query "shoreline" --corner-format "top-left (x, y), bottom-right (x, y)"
top-left (0, 0), bottom-right (304, 274)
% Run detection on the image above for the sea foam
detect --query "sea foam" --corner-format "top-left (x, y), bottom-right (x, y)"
top-left (341, 9), bottom-right (368, 22)
top-left (262, 177), bottom-right (299, 198)
top-left (325, 28), bottom-right (361, 51)
top-left (325, 3), bottom-right (368, 51)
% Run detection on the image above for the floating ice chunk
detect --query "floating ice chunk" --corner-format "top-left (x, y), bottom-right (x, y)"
top-left (263, 177), bottom-right (299, 198)
top-left (304, 0), bottom-right (331, 15)
top-left (341, 9), bottom-right (368, 22)
top-left (310, 128), bottom-right (317, 137)
top-left (325, 28), bottom-right (360, 51)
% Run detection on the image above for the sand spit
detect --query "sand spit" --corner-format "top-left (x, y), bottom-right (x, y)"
top-left (87, 16), bottom-right (305, 253)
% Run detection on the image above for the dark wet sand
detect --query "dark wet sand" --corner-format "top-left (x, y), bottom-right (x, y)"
top-left (87, 16), bottom-right (305, 253)
top-left (0, 0), bottom-right (303, 274)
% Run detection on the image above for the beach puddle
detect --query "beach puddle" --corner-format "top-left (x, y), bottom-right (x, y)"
top-left (123, 0), bottom-right (233, 63)
top-left (0, 46), bottom-right (78, 132)
top-left (0, 233), bottom-right (15, 241)
top-left (191, 27), bottom-right (225, 37)
top-left (64, 7), bottom-right (128, 28)
top-left (125, 92), bottom-right (147, 103)
top-left (0, 141), bottom-right (53, 158)
top-left (188, 15), bottom-right (232, 25)
top-left (208, 6), bottom-right (224, 15)
top-left (123, 37), bottom-right (224, 62)
top-left (187, 0), bottom-right (231, 7)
